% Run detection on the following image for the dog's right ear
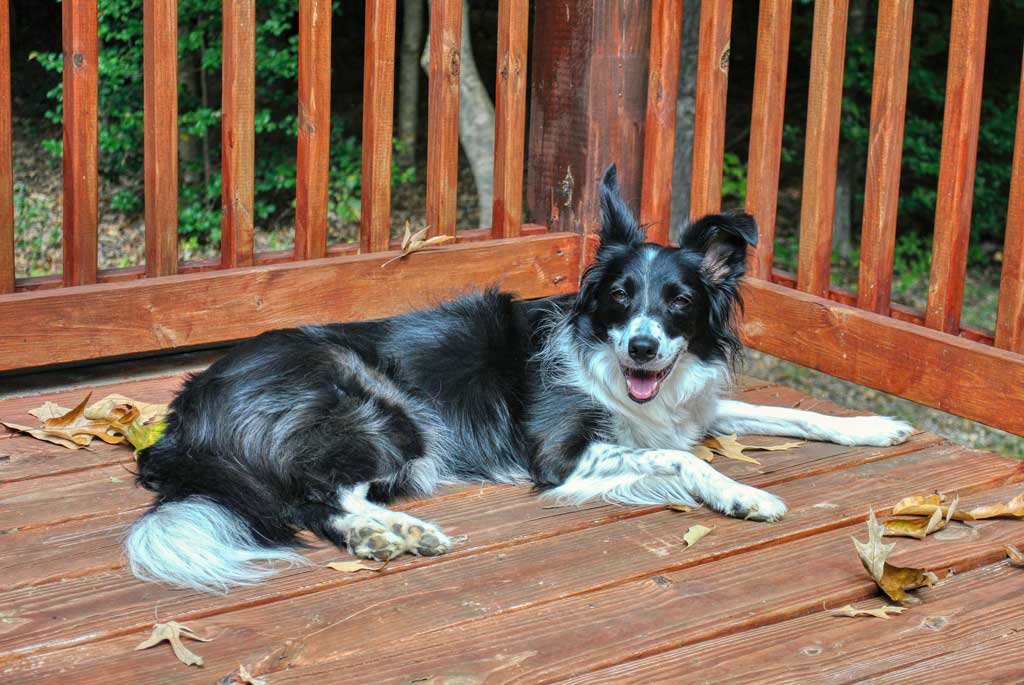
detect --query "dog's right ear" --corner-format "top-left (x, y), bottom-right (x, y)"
top-left (599, 164), bottom-right (645, 248)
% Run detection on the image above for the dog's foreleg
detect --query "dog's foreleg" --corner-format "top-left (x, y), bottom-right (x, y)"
top-left (544, 443), bottom-right (786, 521)
top-left (712, 400), bottom-right (913, 447)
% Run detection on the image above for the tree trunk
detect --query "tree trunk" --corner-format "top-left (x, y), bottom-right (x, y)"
top-left (670, 0), bottom-right (700, 240)
top-left (178, 45), bottom-right (203, 185)
top-left (397, 0), bottom-right (424, 166)
top-left (421, 0), bottom-right (495, 226)
top-left (834, 0), bottom-right (869, 259)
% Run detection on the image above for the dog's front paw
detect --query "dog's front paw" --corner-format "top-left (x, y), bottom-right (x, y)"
top-left (723, 485), bottom-right (787, 522)
top-left (829, 416), bottom-right (914, 447)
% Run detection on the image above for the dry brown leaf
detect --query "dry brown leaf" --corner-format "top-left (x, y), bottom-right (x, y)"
top-left (700, 434), bottom-right (805, 466)
top-left (135, 621), bottom-right (211, 667)
top-left (683, 524), bottom-right (712, 547)
top-left (325, 560), bottom-right (386, 573)
top-left (830, 604), bottom-right (906, 619)
top-left (1007, 545), bottom-right (1024, 567)
top-left (884, 495), bottom-right (958, 540)
top-left (222, 664), bottom-right (267, 685)
top-left (667, 504), bottom-right (694, 513)
top-left (853, 509), bottom-right (938, 603)
top-left (893, 492), bottom-right (1024, 521)
top-left (7, 393), bottom-right (169, 451)
top-left (382, 221), bottom-right (454, 267)
top-left (0, 422), bottom-right (90, 449)
top-left (691, 444), bottom-right (714, 462)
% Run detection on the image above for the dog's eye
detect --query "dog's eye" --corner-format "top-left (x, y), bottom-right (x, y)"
top-left (611, 288), bottom-right (629, 305)
top-left (670, 294), bottom-right (691, 310)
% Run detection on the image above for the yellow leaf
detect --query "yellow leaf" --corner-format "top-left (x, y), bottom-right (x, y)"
top-left (893, 492), bottom-right (1024, 521)
top-left (830, 604), bottom-right (906, 619)
top-left (691, 444), bottom-right (714, 462)
top-left (134, 621), bottom-right (211, 667)
top-left (125, 419), bottom-right (167, 452)
top-left (13, 393), bottom-right (169, 451)
top-left (1007, 545), bottom-right (1024, 567)
top-left (702, 435), bottom-right (761, 465)
top-left (667, 504), bottom-right (693, 513)
top-left (326, 560), bottom-right (387, 573)
top-left (853, 509), bottom-right (938, 603)
top-left (965, 492), bottom-right (1024, 520)
top-left (683, 524), bottom-right (712, 548)
top-left (41, 392), bottom-right (92, 428)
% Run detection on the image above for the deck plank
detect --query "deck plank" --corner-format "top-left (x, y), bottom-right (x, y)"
top-left (2, 446), bottom-right (1018, 683)
top-left (275, 484), bottom-right (1024, 685)
top-left (577, 557), bottom-right (1024, 684)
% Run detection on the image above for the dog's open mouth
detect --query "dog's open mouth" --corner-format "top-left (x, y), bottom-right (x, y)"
top-left (621, 362), bottom-right (675, 403)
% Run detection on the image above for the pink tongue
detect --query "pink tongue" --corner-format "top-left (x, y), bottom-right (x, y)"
top-left (627, 372), bottom-right (659, 400)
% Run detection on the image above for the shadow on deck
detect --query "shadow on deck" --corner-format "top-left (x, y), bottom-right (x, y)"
top-left (0, 366), bottom-right (1022, 684)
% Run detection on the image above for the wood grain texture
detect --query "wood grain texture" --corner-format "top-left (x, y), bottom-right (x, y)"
top-left (745, 0), bottom-right (792, 280)
top-left (924, 0), bottom-right (988, 333)
top-left (795, 0), bottom-right (848, 297)
top-left (526, 0), bottom-right (651, 237)
top-left (0, 0), bottom-right (12, 294)
top-left (742, 278), bottom-right (1024, 435)
top-left (490, 0), bottom-right (529, 238)
top-left (142, 0), bottom-right (179, 277)
top-left (61, 0), bottom-right (99, 287)
top-left (219, 0), bottom-right (256, 268)
top-left (689, 0), bottom-right (732, 219)
top-left (294, 0), bottom-right (332, 260)
top-left (856, 0), bottom-right (913, 314)
top-left (4, 443), bottom-right (1015, 682)
top-left (425, 0), bottom-right (462, 237)
top-left (995, 53), bottom-right (1024, 353)
top-left (359, 0), bottom-right (396, 253)
top-left (0, 233), bottom-right (579, 372)
top-left (639, 0), bottom-right (683, 244)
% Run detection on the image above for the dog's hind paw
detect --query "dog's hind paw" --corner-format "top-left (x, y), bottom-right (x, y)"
top-left (347, 519), bottom-right (406, 562)
top-left (391, 520), bottom-right (452, 557)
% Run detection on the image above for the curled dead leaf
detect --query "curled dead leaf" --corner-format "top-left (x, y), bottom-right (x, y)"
top-left (893, 492), bottom-right (1024, 521)
top-left (4, 393), bottom-right (169, 451)
top-left (683, 524), bottom-right (712, 548)
top-left (135, 621), bottom-right (211, 667)
top-left (221, 664), bottom-right (267, 685)
top-left (883, 495), bottom-right (958, 540)
top-left (1007, 545), bottom-right (1024, 567)
top-left (326, 560), bottom-right (388, 573)
top-left (691, 444), bottom-right (715, 462)
top-left (382, 221), bottom-right (455, 267)
top-left (852, 509), bottom-right (938, 603)
top-left (667, 504), bottom-right (694, 513)
top-left (830, 604), bottom-right (906, 619)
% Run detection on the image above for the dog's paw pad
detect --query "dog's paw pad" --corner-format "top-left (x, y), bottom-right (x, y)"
top-left (348, 524), bottom-right (405, 561)
top-left (727, 487), bottom-right (787, 523)
top-left (412, 532), bottom-right (451, 557)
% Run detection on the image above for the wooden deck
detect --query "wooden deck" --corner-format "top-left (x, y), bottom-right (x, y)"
top-left (1, 367), bottom-right (1022, 684)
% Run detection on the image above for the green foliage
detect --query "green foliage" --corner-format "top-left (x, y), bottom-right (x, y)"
top-left (721, 151), bottom-right (747, 207)
top-left (34, 0), bottom-right (412, 247)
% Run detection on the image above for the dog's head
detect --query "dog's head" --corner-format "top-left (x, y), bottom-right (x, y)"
top-left (571, 164), bottom-right (757, 403)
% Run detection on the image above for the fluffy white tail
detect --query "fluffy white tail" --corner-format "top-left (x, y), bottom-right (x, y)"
top-left (124, 496), bottom-right (307, 594)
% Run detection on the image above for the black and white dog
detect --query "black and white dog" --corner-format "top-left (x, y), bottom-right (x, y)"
top-left (127, 165), bottom-right (912, 592)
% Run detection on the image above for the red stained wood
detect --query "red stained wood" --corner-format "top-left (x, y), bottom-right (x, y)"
top-left (795, 0), bottom-right (848, 298)
top-left (491, 0), bottom-right (529, 238)
top-left (0, 233), bottom-right (579, 372)
top-left (745, 0), bottom-right (792, 280)
top-left (689, 0), bottom-right (732, 219)
top-left (359, 0), bottom-right (396, 253)
top-left (924, 0), bottom-right (988, 333)
top-left (857, 0), bottom-right (913, 315)
top-left (526, 1), bottom-right (651, 238)
top-left (741, 278), bottom-right (1024, 435)
top-left (0, 0), bottom-right (12, 294)
top-left (294, 0), bottom-right (332, 260)
top-left (61, 0), bottom-right (99, 287)
top-left (425, 0), bottom-right (462, 237)
top-left (995, 53), bottom-right (1024, 353)
top-left (639, 0), bottom-right (683, 244)
top-left (220, 0), bottom-right (256, 268)
top-left (143, 0), bottom-right (179, 278)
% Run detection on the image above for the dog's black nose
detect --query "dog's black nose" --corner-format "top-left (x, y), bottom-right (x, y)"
top-left (628, 336), bottom-right (659, 363)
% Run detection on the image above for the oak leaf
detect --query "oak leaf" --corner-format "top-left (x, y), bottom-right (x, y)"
top-left (883, 495), bottom-right (958, 539)
top-left (135, 621), bottom-right (211, 667)
top-left (701, 434), bottom-right (804, 466)
top-left (830, 604), bottom-right (906, 619)
top-left (683, 524), bottom-right (712, 548)
top-left (3, 393), bottom-right (169, 451)
top-left (382, 221), bottom-right (455, 267)
top-left (853, 509), bottom-right (938, 603)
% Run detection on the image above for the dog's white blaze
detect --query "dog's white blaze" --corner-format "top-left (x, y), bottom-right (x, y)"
top-left (124, 497), bottom-right (307, 594)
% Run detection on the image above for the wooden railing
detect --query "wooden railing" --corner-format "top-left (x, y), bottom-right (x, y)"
top-left (1, 1), bottom-right (1022, 437)
top-left (630, 0), bottom-right (1024, 435)
top-left (0, 0), bottom-right (579, 371)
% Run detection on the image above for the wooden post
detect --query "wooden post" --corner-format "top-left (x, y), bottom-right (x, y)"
top-left (0, 0), bottom-right (12, 293)
top-left (526, 0), bottom-right (652, 251)
top-left (220, 0), bottom-right (256, 268)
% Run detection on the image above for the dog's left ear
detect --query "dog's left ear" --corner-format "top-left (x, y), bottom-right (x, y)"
top-left (680, 213), bottom-right (758, 286)
top-left (598, 164), bottom-right (646, 248)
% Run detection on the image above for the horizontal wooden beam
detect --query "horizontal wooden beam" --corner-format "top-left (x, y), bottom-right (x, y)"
top-left (741, 278), bottom-right (1024, 436)
top-left (0, 233), bottom-right (580, 372)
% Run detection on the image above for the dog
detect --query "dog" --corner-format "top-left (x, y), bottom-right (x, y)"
top-left (126, 165), bottom-right (913, 592)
